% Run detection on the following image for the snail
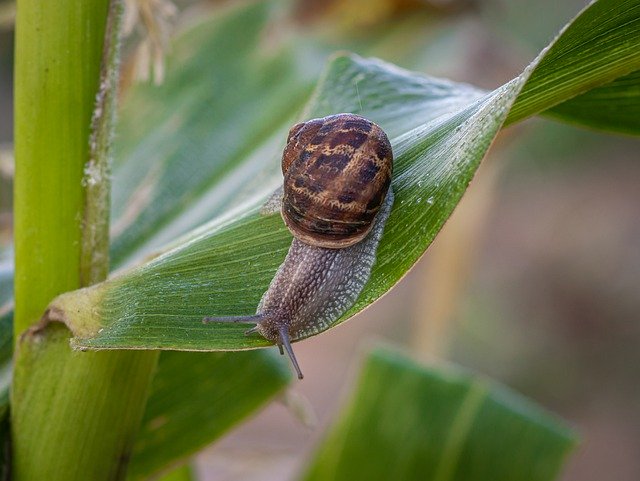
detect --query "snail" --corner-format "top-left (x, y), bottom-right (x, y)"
top-left (204, 113), bottom-right (394, 379)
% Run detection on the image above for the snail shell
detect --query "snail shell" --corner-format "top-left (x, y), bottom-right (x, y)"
top-left (204, 113), bottom-right (394, 379)
top-left (282, 114), bottom-right (393, 248)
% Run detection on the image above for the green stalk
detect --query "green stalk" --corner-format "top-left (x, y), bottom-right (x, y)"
top-left (12, 1), bottom-right (158, 479)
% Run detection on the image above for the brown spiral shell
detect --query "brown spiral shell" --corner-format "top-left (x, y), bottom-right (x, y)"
top-left (281, 113), bottom-right (393, 249)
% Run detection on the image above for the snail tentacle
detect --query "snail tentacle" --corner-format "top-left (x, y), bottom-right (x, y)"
top-left (279, 328), bottom-right (303, 379)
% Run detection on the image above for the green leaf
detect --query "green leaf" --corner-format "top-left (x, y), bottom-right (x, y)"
top-left (152, 464), bottom-right (195, 481)
top-left (506, 0), bottom-right (640, 126)
top-left (44, 0), bottom-right (640, 351)
top-left (50, 57), bottom-right (509, 350)
top-left (546, 69), bottom-right (640, 135)
top-left (127, 350), bottom-right (290, 480)
top-left (301, 348), bottom-right (578, 481)
top-left (109, 0), bottom-right (317, 267)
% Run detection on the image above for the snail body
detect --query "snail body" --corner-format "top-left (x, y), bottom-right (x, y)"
top-left (204, 114), bottom-right (394, 379)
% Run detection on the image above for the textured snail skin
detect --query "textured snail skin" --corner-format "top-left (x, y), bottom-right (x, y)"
top-left (255, 190), bottom-right (393, 344)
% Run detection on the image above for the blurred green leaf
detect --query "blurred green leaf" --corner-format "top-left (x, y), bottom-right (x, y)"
top-left (506, 0), bottom-right (640, 126)
top-left (127, 350), bottom-right (290, 481)
top-left (109, 1), bottom-right (318, 267)
top-left (301, 347), bottom-right (577, 481)
top-left (43, 0), bottom-right (640, 351)
top-left (152, 464), bottom-right (195, 481)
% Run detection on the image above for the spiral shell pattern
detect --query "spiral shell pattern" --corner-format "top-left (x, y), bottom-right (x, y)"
top-left (281, 113), bottom-right (393, 248)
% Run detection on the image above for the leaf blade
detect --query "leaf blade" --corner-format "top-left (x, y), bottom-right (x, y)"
top-left (127, 350), bottom-right (290, 480)
top-left (58, 56), bottom-right (521, 350)
top-left (545, 69), bottom-right (640, 134)
top-left (110, 1), bottom-right (316, 267)
top-left (300, 348), bottom-right (577, 481)
top-left (43, 0), bottom-right (640, 350)
top-left (506, 0), bottom-right (640, 126)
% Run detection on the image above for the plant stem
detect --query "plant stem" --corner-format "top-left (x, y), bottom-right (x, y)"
top-left (12, 1), bottom-right (158, 479)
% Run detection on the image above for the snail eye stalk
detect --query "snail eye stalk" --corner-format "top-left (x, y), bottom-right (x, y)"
top-left (203, 315), bottom-right (304, 379)
top-left (279, 328), bottom-right (303, 380)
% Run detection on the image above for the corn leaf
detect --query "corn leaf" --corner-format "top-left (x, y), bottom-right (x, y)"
top-left (506, 0), bottom-right (640, 126)
top-left (109, 1), bottom-right (317, 267)
top-left (547, 69), bottom-right (640, 135)
top-left (301, 347), bottom-right (577, 481)
top-left (45, 0), bottom-right (640, 350)
top-left (127, 350), bottom-right (290, 480)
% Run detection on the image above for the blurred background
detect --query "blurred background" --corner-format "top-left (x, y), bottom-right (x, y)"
top-left (1, 0), bottom-right (639, 480)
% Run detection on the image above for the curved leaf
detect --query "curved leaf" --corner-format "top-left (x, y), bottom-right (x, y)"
top-left (45, 0), bottom-right (640, 351)
top-left (506, 0), bottom-right (640, 125)
top-left (53, 57), bottom-right (514, 350)
top-left (301, 347), bottom-right (577, 481)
